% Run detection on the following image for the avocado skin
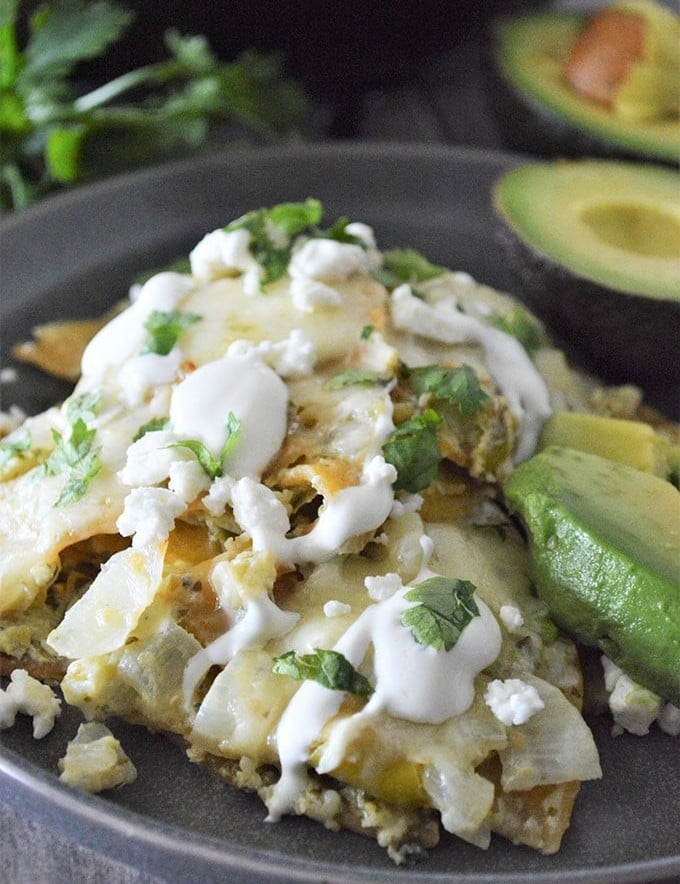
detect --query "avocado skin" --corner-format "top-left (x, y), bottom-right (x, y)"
top-left (486, 12), bottom-right (680, 165)
top-left (494, 219), bottom-right (680, 409)
top-left (504, 446), bottom-right (680, 705)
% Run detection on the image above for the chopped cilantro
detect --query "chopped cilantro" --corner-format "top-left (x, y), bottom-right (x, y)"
top-left (133, 417), bottom-right (171, 442)
top-left (224, 200), bottom-right (371, 289)
top-left (374, 248), bottom-right (446, 290)
top-left (360, 324), bottom-right (375, 340)
top-left (401, 577), bottom-right (479, 651)
top-left (325, 368), bottom-right (386, 389)
top-left (65, 389), bottom-right (103, 424)
top-left (141, 309), bottom-right (201, 356)
top-left (40, 418), bottom-right (102, 506)
top-left (1, 1), bottom-right (309, 211)
top-left (314, 215), bottom-right (365, 246)
top-left (488, 307), bottom-right (542, 358)
top-left (272, 648), bottom-right (374, 695)
top-left (0, 429), bottom-right (32, 468)
top-left (407, 364), bottom-right (490, 416)
top-left (266, 198), bottom-right (323, 236)
top-left (382, 408), bottom-right (443, 493)
top-left (226, 198), bottom-right (322, 287)
top-left (168, 412), bottom-right (241, 480)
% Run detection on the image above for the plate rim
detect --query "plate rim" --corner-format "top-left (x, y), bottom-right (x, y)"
top-left (1, 141), bottom-right (678, 884)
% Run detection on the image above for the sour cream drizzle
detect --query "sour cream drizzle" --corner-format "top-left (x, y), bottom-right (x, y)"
top-left (80, 272), bottom-right (195, 388)
top-left (266, 540), bottom-right (502, 821)
top-left (169, 353), bottom-right (288, 478)
top-left (390, 285), bottom-right (551, 462)
top-left (230, 455), bottom-right (397, 568)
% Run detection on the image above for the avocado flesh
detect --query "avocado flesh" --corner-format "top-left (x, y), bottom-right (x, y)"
top-left (495, 161), bottom-right (680, 300)
top-left (494, 160), bottom-right (680, 396)
top-left (504, 446), bottom-right (680, 704)
top-left (611, 1), bottom-right (680, 122)
top-left (492, 12), bottom-right (680, 163)
top-left (538, 411), bottom-right (670, 477)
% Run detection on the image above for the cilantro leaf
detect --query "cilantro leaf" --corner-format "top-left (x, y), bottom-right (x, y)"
top-left (1, 4), bottom-right (309, 212)
top-left (168, 412), bottom-right (241, 480)
top-left (272, 648), bottom-right (373, 695)
top-left (382, 408), bottom-right (443, 493)
top-left (141, 309), bottom-right (201, 356)
top-left (401, 577), bottom-right (479, 651)
top-left (226, 198), bottom-right (322, 287)
top-left (41, 417), bottom-right (102, 506)
top-left (314, 215), bottom-right (365, 246)
top-left (407, 364), bottom-right (490, 416)
top-left (360, 324), bottom-right (375, 340)
top-left (65, 389), bottom-right (103, 425)
top-left (22, 0), bottom-right (133, 83)
top-left (0, 429), bottom-right (31, 468)
top-left (374, 248), bottom-right (446, 290)
top-left (325, 368), bottom-right (386, 390)
top-left (267, 198), bottom-right (323, 236)
top-left (488, 307), bottom-right (542, 358)
top-left (133, 417), bottom-right (171, 442)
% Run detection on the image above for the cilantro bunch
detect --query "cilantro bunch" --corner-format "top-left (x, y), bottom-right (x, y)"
top-left (0, 0), bottom-right (309, 211)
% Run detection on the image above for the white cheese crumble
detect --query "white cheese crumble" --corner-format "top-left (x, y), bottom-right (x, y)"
top-left (289, 238), bottom-right (377, 282)
top-left (227, 330), bottom-right (317, 378)
top-left (0, 669), bottom-right (61, 739)
top-left (290, 277), bottom-right (343, 312)
top-left (389, 492), bottom-right (424, 518)
top-left (202, 475), bottom-right (235, 516)
top-left (323, 600), bottom-right (352, 618)
top-left (484, 678), bottom-right (545, 726)
top-left (189, 228), bottom-right (254, 280)
top-left (364, 572), bottom-right (403, 601)
top-left (168, 459), bottom-right (211, 504)
top-left (601, 656), bottom-right (664, 736)
top-left (658, 703), bottom-right (680, 736)
top-left (499, 605), bottom-right (525, 635)
top-left (117, 486), bottom-right (187, 547)
top-left (117, 348), bottom-right (183, 407)
top-left (59, 722), bottom-right (137, 792)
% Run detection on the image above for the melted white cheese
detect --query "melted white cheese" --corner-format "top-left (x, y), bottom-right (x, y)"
top-left (267, 560), bottom-right (502, 820)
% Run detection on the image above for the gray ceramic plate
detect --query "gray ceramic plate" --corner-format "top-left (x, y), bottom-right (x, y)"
top-left (1, 144), bottom-right (678, 884)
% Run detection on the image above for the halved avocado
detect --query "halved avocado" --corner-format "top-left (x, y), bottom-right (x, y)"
top-left (488, 9), bottom-right (680, 164)
top-left (493, 160), bottom-right (680, 402)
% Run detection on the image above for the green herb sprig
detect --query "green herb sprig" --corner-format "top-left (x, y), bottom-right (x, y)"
top-left (382, 408), bottom-right (443, 493)
top-left (39, 417), bottom-right (102, 506)
top-left (401, 577), bottom-right (479, 651)
top-left (407, 364), bottom-right (490, 416)
top-left (141, 309), bottom-right (201, 356)
top-left (1, 0), bottom-right (309, 211)
top-left (168, 412), bottom-right (241, 480)
top-left (0, 429), bottom-right (32, 468)
top-left (272, 648), bottom-right (374, 696)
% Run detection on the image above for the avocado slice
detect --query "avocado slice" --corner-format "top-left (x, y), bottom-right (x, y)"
top-left (488, 9), bottom-right (680, 164)
top-left (504, 446), bottom-right (680, 704)
top-left (538, 411), bottom-right (671, 477)
top-left (493, 159), bottom-right (680, 399)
